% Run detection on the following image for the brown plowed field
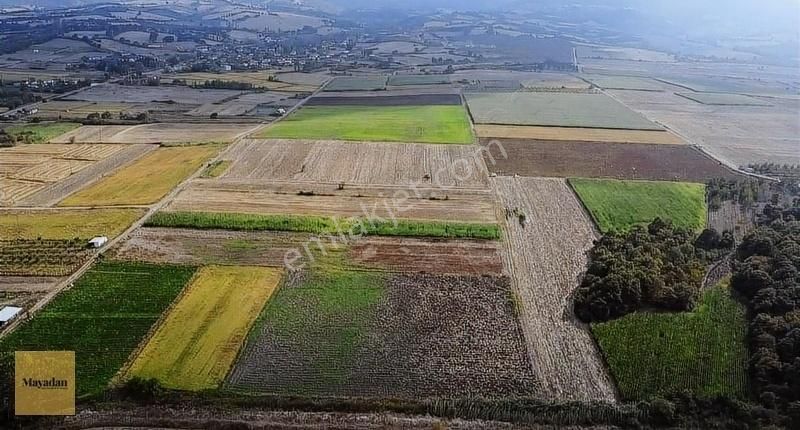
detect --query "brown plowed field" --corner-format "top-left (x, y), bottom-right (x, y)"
top-left (223, 139), bottom-right (490, 189)
top-left (475, 124), bottom-right (684, 145)
top-left (306, 94), bottom-right (462, 106)
top-left (480, 138), bottom-right (740, 181)
top-left (349, 237), bottom-right (503, 276)
top-left (166, 181), bottom-right (497, 223)
top-left (493, 177), bottom-right (616, 402)
top-left (110, 227), bottom-right (313, 267)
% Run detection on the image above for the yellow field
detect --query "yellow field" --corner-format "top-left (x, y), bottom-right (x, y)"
top-left (0, 209), bottom-right (144, 239)
top-left (125, 265), bottom-right (283, 390)
top-left (60, 145), bottom-right (220, 206)
top-left (474, 124), bottom-right (685, 145)
top-left (166, 72), bottom-right (318, 93)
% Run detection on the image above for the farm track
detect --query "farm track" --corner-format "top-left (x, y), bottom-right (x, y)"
top-left (492, 177), bottom-right (616, 402)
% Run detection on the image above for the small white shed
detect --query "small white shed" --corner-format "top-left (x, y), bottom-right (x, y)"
top-left (88, 236), bottom-right (109, 248)
top-left (0, 306), bottom-right (23, 325)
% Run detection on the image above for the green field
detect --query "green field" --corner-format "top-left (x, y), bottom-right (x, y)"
top-left (388, 74), bottom-right (451, 86)
top-left (226, 254), bottom-right (387, 394)
top-left (323, 76), bottom-right (387, 91)
top-left (0, 262), bottom-right (196, 396)
top-left (255, 105), bottom-right (474, 144)
top-left (569, 178), bottom-right (707, 233)
top-left (4, 122), bottom-right (81, 144)
top-left (146, 211), bottom-right (501, 240)
top-left (592, 285), bottom-right (748, 400)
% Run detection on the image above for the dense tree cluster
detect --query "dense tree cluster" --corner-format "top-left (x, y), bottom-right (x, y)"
top-left (190, 79), bottom-right (255, 90)
top-left (574, 219), bottom-right (728, 322)
top-left (706, 178), bottom-right (760, 210)
top-left (731, 217), bottom-right (800, 424)
top-left (0, 83), bottom-right (41, 110)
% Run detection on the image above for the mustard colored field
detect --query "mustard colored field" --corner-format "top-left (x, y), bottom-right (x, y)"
top-left (125, 265), bottom-right (283, 390)
top-left (0, 209), bottom-right (144, 239)
top-left (60, 146), bottom-right (219, 206)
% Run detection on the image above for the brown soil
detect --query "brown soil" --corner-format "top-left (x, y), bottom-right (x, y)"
top-left (306, 94), bottom-right (462, 106)
top-left (481, 138), bottom-right (741, 181)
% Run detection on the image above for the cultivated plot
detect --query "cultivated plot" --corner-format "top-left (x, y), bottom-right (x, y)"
top-left (593, 285), bottom-right (748, 400)
top-left (256, 106), bottom-right (474, 144)
top-left (465, 92), bottom-right (662, 130)
top-left (126, 265), bottom-right (283, 391)
top-left (227, 269), bottom-right (536, 398)
top-left (323, 76), bottom-right (388, 92)
top-left (0, 262), bottom-right (195, 396)
top-left (167, 181), bottom-right (497, 224)
top-left (51, 123), bottom-right (258, 144)
top-left (569, 178), bottom-right (707, 233)
top-left (4, 122), bottom-right (82, 144)
top-left (306, 93), bottom-right (462, 106)
top-left (60, 145), bottom-right (219, 206)
top-left (676, 92), bottom-right (772, 106)
top-left (581, 74), bottom-right (667, 91)
top-left (475, 125), bottom-right (683, 144)
top-left (608, 89), bottom-right (800, 166)
top-left (493, 177), bottom-right (616, 402)
top-left (66, 84), bottom-right (244, 105)
top-left (0, 208), bottom-right (143, 240)
top-left (387, 74), bottom-right (451, 86)
top-left (223, 139), bottom-right (489, 188)
top-left (479, 139), bottom-right (738, 182)
top-left (0, 144), bottom-right (145, 206)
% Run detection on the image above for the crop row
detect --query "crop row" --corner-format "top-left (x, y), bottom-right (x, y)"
top-left (0, 261), bottom-right (197, 396)
top-left (146, 211), bottom-right (501, 240)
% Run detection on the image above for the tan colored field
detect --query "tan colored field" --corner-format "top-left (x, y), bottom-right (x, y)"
top-left (60, 146), bottom-right (220, 206)
top-left (0, 208), bottom-right (144, 239)
top-left (166, 180), bottom-right (497, 223)
top-left (224, 139), bottom-right (490, 189)
top-left (126, 265), bottom-right (282, 391)
top-left (0, 144), bottom-right (130, 205)
top-left (51, 123), bottom-right (260, 144)
top-left (166, 72), bottom-right (319, 93)
top-left (475, 124), bottom-right (684, 145)
top-left (493, 177), bottom-right (615, 402)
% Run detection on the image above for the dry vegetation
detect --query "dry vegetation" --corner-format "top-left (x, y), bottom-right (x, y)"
top-left (475, 125), bottom-right (684, 144)
top-left (51, 123), bottom-right (259, 144)
top-left (493, 177), bottom-right (616, 402)
top-left (224, 139), bottom-right (489, 188)
top-left (0, 144), bottom-right (145, 206)
top-left (166, 181), bottom-right (497, 223)
top-left (60, 146), bottom-right (220, 206)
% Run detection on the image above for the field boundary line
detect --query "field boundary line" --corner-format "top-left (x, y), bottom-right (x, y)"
top-left (565, 178), bottom-right (602, 239)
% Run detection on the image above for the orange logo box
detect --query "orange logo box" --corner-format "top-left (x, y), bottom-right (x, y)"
top-left (15, 351), bottom-right (75, 416)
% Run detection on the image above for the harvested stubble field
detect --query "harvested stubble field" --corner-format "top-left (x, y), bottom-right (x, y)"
top-left (592, 285), bottom-right (748, 400)
top-left (166, 181), bottom-right (497, 224)
top-left (51, 123), bottom-right (259, 144)
top-left (223, 139), bottom-right (489, 189)
top-left (492, 177), bottom-right (616, 402)
top-left (569, 178), bottom-right (707, 233)
top-left (0, 145), bottom-right (135, 206)
top-left (608, 89), bottom-right (800, 166)
top-left (226, 268), bottom-right (537, 398)
top-left (111, 227), bottom-right (313, 267)
top-left (126, 265), bottom-right (283, 391)
top-left (479, 138), bottom-right (739, 181)
top-left (305, 93), bottom-right (462, 106)
top-left (707, 201), bottom-right (754, 242)
top-left (387, 74), bottom-right (451, 86)
top-left (256, 106), bottom-right (474, 144)
top-left (465, 92), bottom-right (662, 130)
top-left (60, 145), bottom-right (220, 206)
top-left (0, 208), bottom-right (143, 240)
top-left (323, 76), bottom-right (388, 92)
top-left (0, 262), bottom-right (196, 396)
top-left (0, 276), bottom-right (60, 309)
top-left (475, 125), bottom-right (684, 144)
top-left (581, 75), bottom-right (666, 91)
